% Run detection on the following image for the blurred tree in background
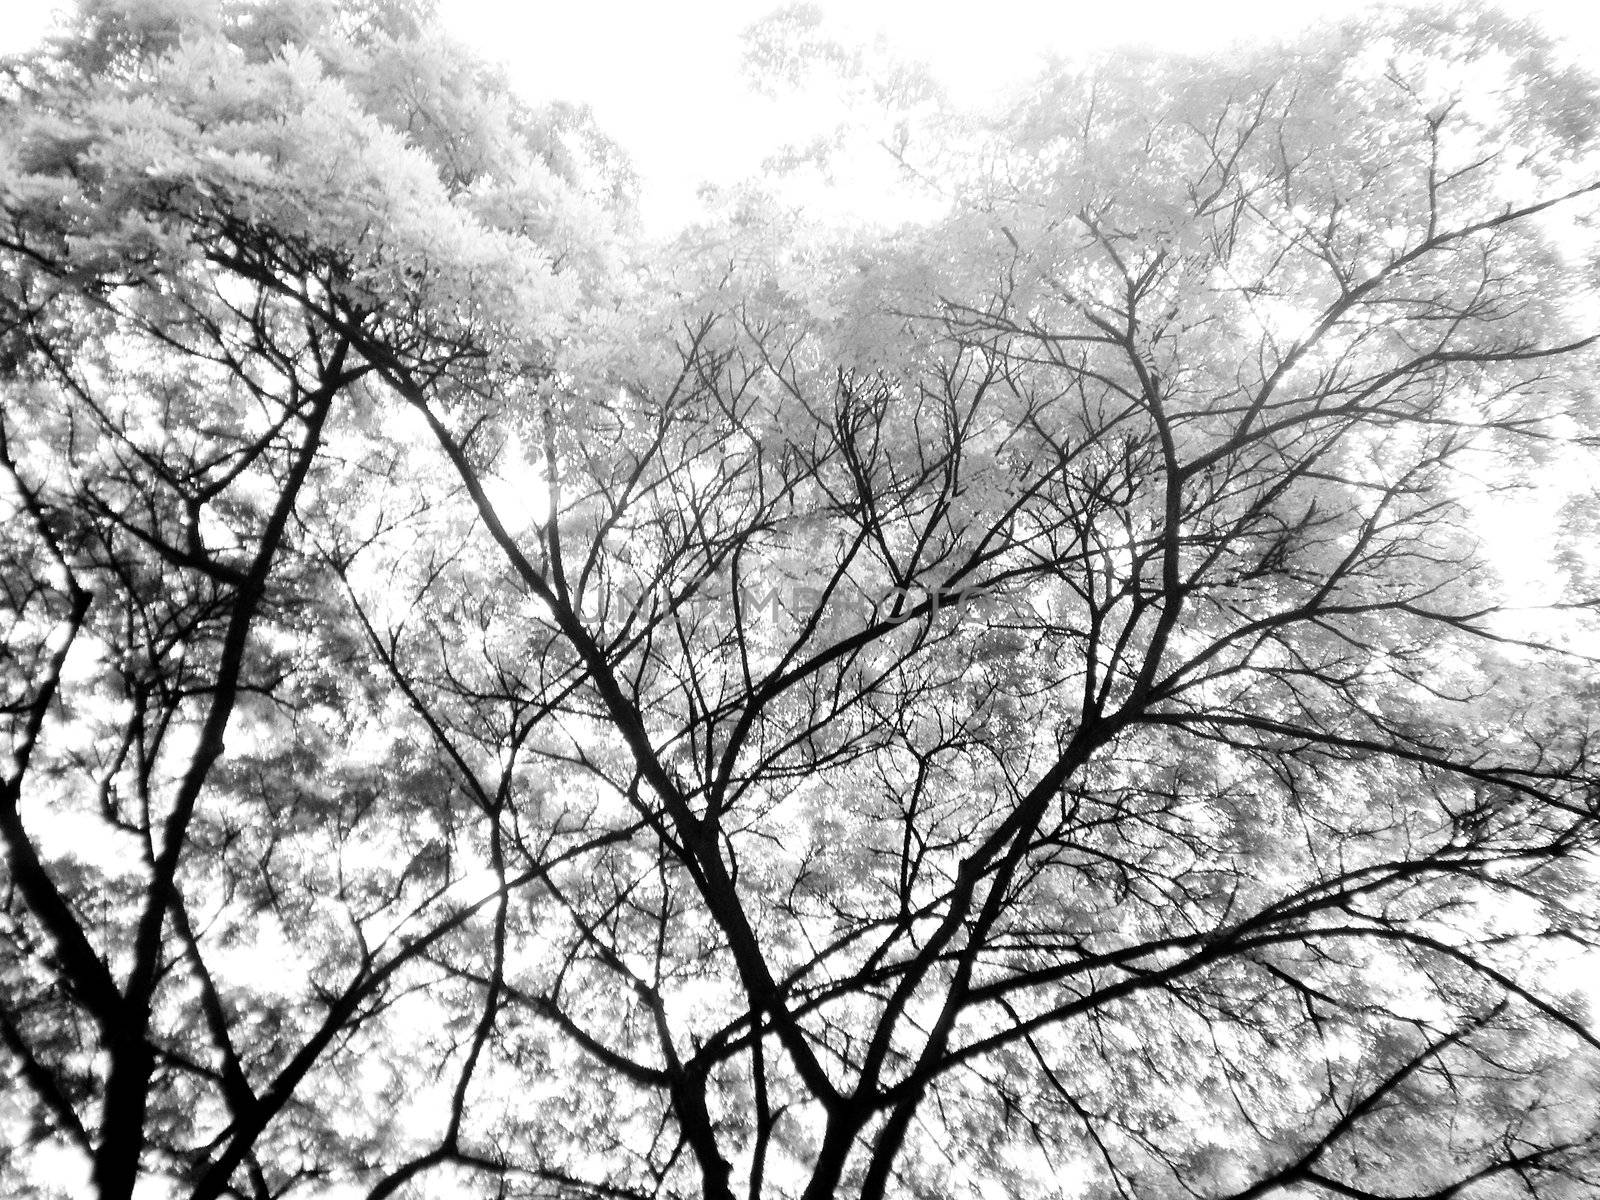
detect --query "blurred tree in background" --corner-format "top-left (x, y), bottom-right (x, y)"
top-left (4, 3), bottom-right (1600, 1198)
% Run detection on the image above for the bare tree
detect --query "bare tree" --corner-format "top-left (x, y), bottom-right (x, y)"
top-left (3, 3), bottom-right (1600, 1199)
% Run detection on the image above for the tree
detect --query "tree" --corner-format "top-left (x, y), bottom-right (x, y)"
top-left (4, 2), bottom-right (1600, 1199)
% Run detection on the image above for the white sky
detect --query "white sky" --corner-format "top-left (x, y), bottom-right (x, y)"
top-left (3, 1), bottom-right (1597, 229)
top-left (3, 9), bottom-right (1599, 1191)
top-left (445, 0), bottom-right (1600, 228)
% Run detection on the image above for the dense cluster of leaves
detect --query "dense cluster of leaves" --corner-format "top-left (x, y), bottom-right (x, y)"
top-left (4, 3), bottom-right (1600, 1199)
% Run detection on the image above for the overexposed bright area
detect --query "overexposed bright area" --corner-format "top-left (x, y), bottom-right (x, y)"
top-left (5, 0), bottom-right (1599, 230)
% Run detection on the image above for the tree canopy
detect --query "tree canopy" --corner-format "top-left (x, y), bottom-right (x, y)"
top-left (4, 3), bottom-right (1600, 1199)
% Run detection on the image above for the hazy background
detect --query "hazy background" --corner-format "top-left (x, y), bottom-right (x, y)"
top-left (4, 0), bottom-right (1596, 231)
